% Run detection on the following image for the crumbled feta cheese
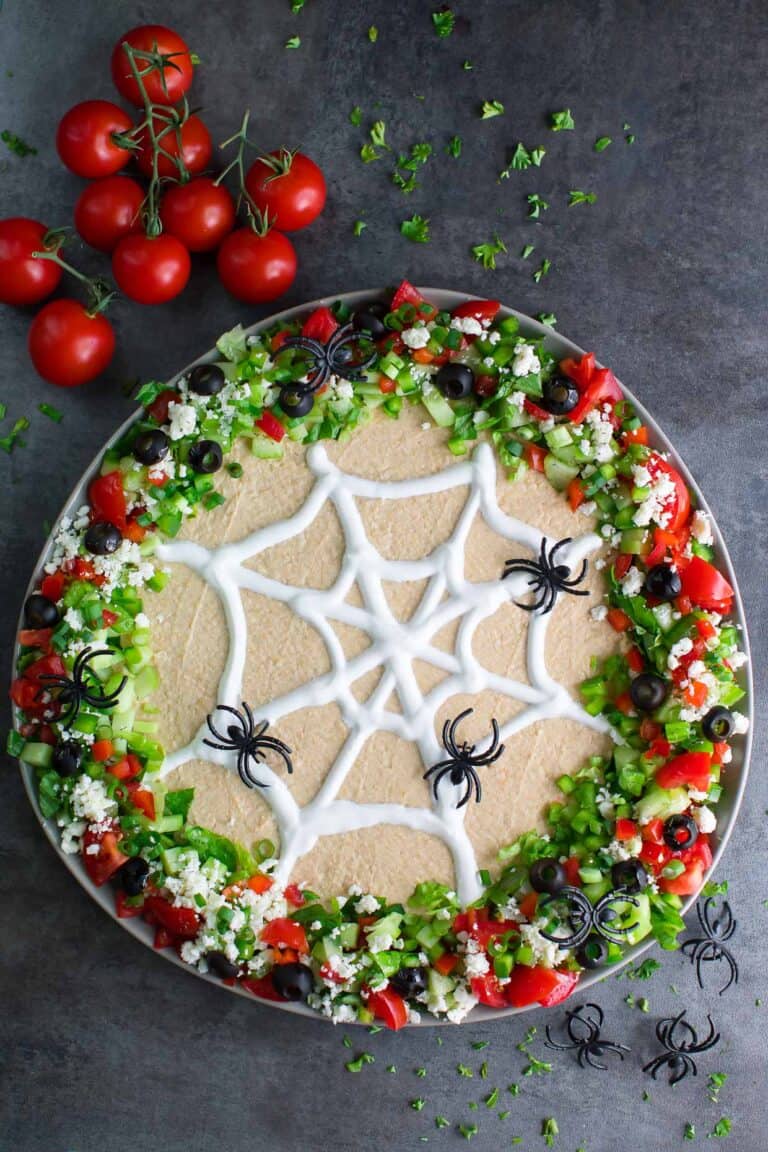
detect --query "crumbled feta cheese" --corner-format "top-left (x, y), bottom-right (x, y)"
top-left (519, 922), bottom-right (569, 968)
top-left (450, 315), bottom-right (483, 336)
top-left (690, 510), bottom-right (713, 545)
top-left (633, 468), bottom-right (676, 529)
top-left (590, 604), bottom-right (608, 623)
top-left (401, 326), bottom-right (431, 349)
top-left (368, 933), bottom-right (394, 954)
top-left (668, 636), bottom-right (694, 670)
top-left (354, 894), bottom-right (380, 915)
top-left (511, 343), bottom-right (540, 378)
top-left (167, 402), bottom-right (198, 441)
top-left (509, 390), bottom-right (526, 409)
top-left (728, 650), bottom-right (748, 670)
top-left (60, 819), bottom-right (86, 855)
top-left (445, 984), bottom-right (478, 1024)
top-left (134, 612), bottom-right (150, 629)
top-left (71, 775), bottom-right (116, 824)
top-left (693, 806), bottom-right (717, 834)
top-left (63, 607), bottom-right (84, 632)
top-left (620, 566), bottom-right (644, 597)
top-left (731, 711), bottom-right (749, 734)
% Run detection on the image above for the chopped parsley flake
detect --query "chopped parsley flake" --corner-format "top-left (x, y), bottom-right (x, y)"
top-left (0, 402), bottom-right (7, 420)
top-left (523, 1054), bottom-right (552, 1077)
top-left (521, 244), bottom-right (535, 260)
top-left (349, 105), bottom-right (363, 126)
top-left (622, 958), bottom-right (662, 981)
top-left (550, 108), bottom-right (575, 131)
top-left (703, 880), bottom-right (729, 897)
top-left (626, 132), bottom-right (636, 144)
top-left (480, 100), bottom-right (504, 119)
top-left (479, 1061), bottom-right (488, 1079)
top-left (411, 1098), bottom-right (426, 1111)
top-left (527, 193), bottom-right (549, 219)
top-left (1, 129), bottom-right (37, 158)
top-left (370, 120), bottom-right (388, 148)
top-left (568, 189), bottom-right (597, 206)
top-left (386, 1064), bottom-right (397, 1073)
top-left (38, 402), bottom-right (63, 423)
top-left (415, 1067), bottom-right (427, 1078)
top-left (708, 1072), bottom-right (728, 1103)
top-left (435, 1116), bottom-right (450, 1129)
top-left (709, 1118), bottom-right (732, 1139)
top-left (471, 233), bottom-right (506, 270)
top-left (360, 142), bottom-right (382, 163)
top-left (432, 8), bottom-right (455, 37)
top-left (458, 1122), bottom-right (478, 1140)
top-left (392, 142), bottom-right (432, 193)
top-left (507, 1083), bottom-right (520, 1096)
top-left (368, 25), bottom-right (378, 42)
top-left (533, 257), bottom-right (551, 283)
top-left (462, 59), bottom-right (473, 70)
top-left (345, 1052), bottom-right (375, 1072)
top-left (284, 35), bottom-right (301, 48)
top-left (499, 1110), bottom-right (511, 1121)
top-left (400, 214), bottom-right (430, 244)
top-left (484, 1088), bottom-right (499, 1108)
top-left (502, 141), bottom-right (545, 176)
top-left (471, 1041), bottom-right (489, 1050)
top-left (0, 415), bottom-right (30, 454)
top-left (542, 1117), bottom-right (559, 1146)
top-left (685, 1122), bottom-right (696, 1141)
top-left (594, 135), bottom-right (612, 152)
top-left (353, 220), bottom-right (367, 237)
top-left (446, 134), bottom-right (462, 158)
top-left (537, 312), bottom-right (557, 326)
top-left (290, 0), bottom-right (306, 11)
top-left (457, 1063), bottom-right (474, 1077)
top-left (342, 1034), bottom-right (352, 1048)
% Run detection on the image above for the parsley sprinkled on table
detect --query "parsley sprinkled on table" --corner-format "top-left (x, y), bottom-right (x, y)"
top-left (1, 129), bottom-right (37, 157)
top-left (352, 220), bottom-right (366, 236)
top-left (400, 214), bottom-right (430, 243)
top-left (527, 192), bottom-right (549, 218)
top-left (284, 35), bottom-right (301, 48)
top-left (367, 25), bottom-right (378, 42)
top-left (550, 108), bottom-right (575, 131)
top-left (533, 257), bottom-right (551, 282)
top-left (432, 7), bottom-right (455, 37)
top-left (471, 234), bottom-right (506, 269)
top-left (446, 134), bottom-right (462, 158)
top-left (595, 135), bottom-right (612, 151)
top-left (569, 189), bottom-right (597, 206)
top-left (480, 99), bottom-right (504, 119)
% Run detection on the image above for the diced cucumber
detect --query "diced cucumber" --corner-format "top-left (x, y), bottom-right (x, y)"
top-left (20, 741), bottom-right (54, 769)
top-left (421, 389), bottom-right (455, 428)
top-left (134, 664), bottom-right (160, 700)
top-left (313, 935), bottom-right (342, 964)
top-left (543, 453), bottom-right (579, 491)
top-left (364, 911), bottom-right (403, 941)
top-left (634, 785), bottom-right (690, 824)
top-left (544, 425), bottom-right (573, 451)
top-left (161, 846), bottom-right (196, 875)
top-left (620, 527), bottom-right (651, 555)
top-left (338, 922), bottom-right (360, 950)
top-left (149, 813), bottom-right (183, 833)
top-left (427, 969), bottom-right (455, 1001)
top-left (251, 435), bottom-right (284, 460)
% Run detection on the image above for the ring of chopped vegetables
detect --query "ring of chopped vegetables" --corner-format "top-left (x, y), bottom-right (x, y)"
top-left (10, 281), bottom-right (748, 1028)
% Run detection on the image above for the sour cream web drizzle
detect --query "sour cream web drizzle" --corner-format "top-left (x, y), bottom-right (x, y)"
top-left (156, 442), bottom-right (610, 904)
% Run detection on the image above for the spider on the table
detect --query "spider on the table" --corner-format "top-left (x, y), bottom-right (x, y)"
top-left (682, 896), bottom-right (739, 995)
top-left (423, 707), bottom-right (504, 808)
top-left (37, 646), bottom-right (126, 726)
top-left (501, 537), bottom-right (589, 615)
top-left (642, 1010), bottom-right (720, 1085)
top-left (545, 1002), bottom-right (630, 1070)
top-left (204, 702), bottom-right (293, 790)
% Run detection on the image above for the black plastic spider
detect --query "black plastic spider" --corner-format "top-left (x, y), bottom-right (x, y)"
top-left (501, 537), bottom-right (589, 615)
top-left (545, 1003), bottom-right (630, 1070)
top-left (423, 708), bottom-right (504, 808)
top-left (642, 1011), bottom-right (720, 1085)
top-left (682, 897), bottom-right (739, 995)
top-left (203, 702), bottom-right (293, 790)
top-left (537, 886), bottom-right (641, 948)
top-left (37, 646), bottom-right (126, 726)
top-left (275, 321), bottom-right (377, 394)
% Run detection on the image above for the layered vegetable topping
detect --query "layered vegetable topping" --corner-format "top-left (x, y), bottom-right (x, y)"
top-left (9, 281), bottom-right (748, 1027)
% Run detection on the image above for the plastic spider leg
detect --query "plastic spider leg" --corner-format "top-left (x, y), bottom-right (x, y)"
top-left (240, 700), bottom-right (256, 739)
top-left (642, 1054), bottom-right (668, 1080)
top-left (447, 707), bottom-right (473, 754)
top-left (253, 735), bottom-right (294, 773)
top-left (581, 1047), bottom-right (609, 1071)
top-left (669, 1055), bottom-right (695, 1085)
top-left (544, 1026), bottom-right (579, 1052)
top-left (239, 751), bottom-right (269, 790)
top-left (205, 710), bottom-right (243, 746)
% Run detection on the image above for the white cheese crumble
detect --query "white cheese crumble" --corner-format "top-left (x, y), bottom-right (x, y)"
top-left (690, 510), bottom-right (713, 545)
top-left (450, 315), bottom-right (483, 336)
top-left (667, 636), bottom-right (694, 670)
top-left (167, 402), bottom-right (198, 441)
top-left (693, 806), bottom-right (717, 834)
top-left (71, 775), bottom-right (116, 824)
top-left (401, 326), bottom-right (431, 349)
top-left (511, 343), bottom-right (540, 378)
top-left (620, 566), bottom-right (644, 597)
top-left (354, 894), bottom-right (380, 915)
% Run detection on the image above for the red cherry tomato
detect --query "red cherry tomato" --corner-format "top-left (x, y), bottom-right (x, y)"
top-left (451, 299), bottom-right (501, 325)
top-left (0, 218), bottom-right (63, 305)
top-left (74, 175), bottom-right (145, 252)
top-left (245, 151), bottom-right (326, 232)
top-left (366, 986), bottom-right (408, 1031)
top-left (679, 555), bottom-right (734, 611)
top-left (471, 972), bottom-right (508, 1008)
top-left (301, 306), bottom-right (339, 342)
top-left (82, 825), bottom-right (128, 887)
top-left (112, 232), bottom-right (191, 304)
top-left (260, 917), bottom-right (308, 953)
top-left (89, 471), bottom-right (128, 532)
top-left (217, 227), bottom-right (296, 303)
top-left (142, 895), bottom-right (200, 938)
top-left (134, 114), bottom-right (212, 179)
top-left (391, 279), bottom-right (428, 309)
top-left (111, 25), bottom-right (194, 106)
top-left (159, 177), bottom-right (235, 251)
top-left (56, 100), bottom-right (133, 179)
top-left (645, 453), bottom-right (691, 534)
top-left (655, 750), bottom-right (712, 792)
top-left (505, 964), bottom-right (577, 1008)
top-left (28, 300), bottom-right (115, 387)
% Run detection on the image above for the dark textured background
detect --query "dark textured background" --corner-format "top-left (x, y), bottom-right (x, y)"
top-left (1, 2), bottom-right (766, 1150)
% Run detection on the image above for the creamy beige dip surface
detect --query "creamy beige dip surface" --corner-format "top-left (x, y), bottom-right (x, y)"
top-left (150, 404), bottom-right (619, 903)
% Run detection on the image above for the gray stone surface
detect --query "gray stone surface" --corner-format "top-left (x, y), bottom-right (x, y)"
top-left (0, 2), bottom-right (765, 1149)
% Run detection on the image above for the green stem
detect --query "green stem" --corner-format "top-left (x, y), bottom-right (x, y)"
top-left (215, 110), bottom-right (273, 234)
top-left (32, 247), bottom-right (115, 315)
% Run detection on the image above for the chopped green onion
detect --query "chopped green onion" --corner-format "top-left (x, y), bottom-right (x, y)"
top-left (38, 402), bottom-right (63, 423)
top-left (595, 135), bottom-right (612, 152)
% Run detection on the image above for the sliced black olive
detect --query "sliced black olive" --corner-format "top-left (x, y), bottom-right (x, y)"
top-left (644, 563), bottom-right (682, 601)
top-left (271, 961), bottom-right (315, 1002)
top-left (85, 521), bottom-right (122, 556)
top-left (529, 857), bottom-right (567, 895)
top-left (435, 362), bottom-right (474, 400)
top-left (390, 965), bottom-right (428, 999)
top-left (540, 375), bottom-right (579, 416)
top-left (188, 363), bottom-right (226, 396)
top-left (701, 705), bottom-right (735, 742)
top-left (611, 857), bottom-right (649, 894)
top-left (663, 814), bottom-right (698, 851)
top-left (629, 672), bottom-right (669, 713)
top-left (279, 385), bottom-right (315, 417)
top-left (575, 935), bottom-right (608, 969)
top-left (52, 740), bottom-right (82, 777)
top-left (115, 856), bottom-right (150, 896)
top-left (353, 308), bottom-right (388, 341)
top-left (207, 950), bottom-right (240, 980)
top-left (188, 439), bottom-right (223, 475)
top-left (24, 593), bottom-right (60, 629)
top-left (133, 429), bottom-right (170, 466)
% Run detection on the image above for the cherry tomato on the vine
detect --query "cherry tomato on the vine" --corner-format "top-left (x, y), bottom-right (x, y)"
top-left (216, 227), bottom-right (297, 303)
top-left (111, 25), bottom-right (194, 107)
top-left (0, 218), bottom-right (63, 306)
top-left (29, 299), bottom-right (115, 387)
top-left (112, 232), bottom-right (191, 304)
top-left (245, 151), bottom-right (326, 232)
top-left (134, 114), bottom-right (212, 179)
top-left (159, 177), bottom-right (236, 252)
top-left (74, 175), bottom-right (145, 253)
top-left (56, 100), bottom-right (134, 179)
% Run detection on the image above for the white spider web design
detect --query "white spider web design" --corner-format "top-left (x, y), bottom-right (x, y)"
top-left (155, 441), bottom-right (612, 904)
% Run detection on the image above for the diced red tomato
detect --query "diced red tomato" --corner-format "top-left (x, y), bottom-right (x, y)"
top-left (712, 741), bottom-right (729, 766)
top-left (89, 471), bottom-right (128, 533)
top-left (645, 454), bottom-right (691, 534)
top-left (566, 476), bottom-right (585, 511)
top-left (655, 751), bottom-right (712, 792)
top-left (284, 883), bottom-right (305, 907)
top-left (639, 718), bottom-right (663, 743)
top-left (524, 442), bottom-right (546, 473)
top-left (64, 557), bottom-right (105, 586)
top-left (24, 653), bottom-right (66, 684)
top-left (101, 609), bottom-right (119, 627)
top-left (115, 890), bottom-right (143, 918)
top-left (147, 389), bottom-right (181, 425)
top-left (678, 556), bottom-right (733, 612)
top-left (91, 738), bottom-right (114, 763)
top-left (142, 895), bottom-right (200, 939)
top-left (606, 607), bottom-right (632, 632)
top-left (451, 298), bottom-right (501, 326)
top-left (695, 618), bottom-right (718, 641)
top-left (683, 680), bottom-right (709, 709)
top-left (639, 840), bottom-right (672, 871)
top-left (614, 691), bottom-right (634, 716)
top-left (615, 818), bottom-right (639, 841)
top-left (255, 411), bottom-right (286, 442)
top-left (10, 677), bottom-right (45, 714)
top-left (559, 352), bottom-right (624, 424)
top-left (433, 952), bottom-right (459, 976)
top-left (107, 757), bottom-right (134, 780)
top-left (318, 961), bottom-right (347, 985)
top-left (622, 425), bottom-right (649, 447)
top-left (242, 974), bottom-right (286, 1001)
top-left (260, 917), bottom-right (308, 954)
top-left (412, 347), bottom-right (434, 364)
top-left (19, 721), bottom-right (56, 745)
top-left (271, 329), bottom-right (291, 353)
top-left (613, 553), bottom-right (633, 581)
top-left (626, 647), bottom-right (645, 674)
top-left (18, 628), bottom-right (54, 651)
top-left (131, 788), bottom-right (155, 820)
top-left (82, 826), bottom-right (128, 887)
top-left (641, 818), bottom-right (665, 844)
top-left (153, 926), bottom-right (175, 950)
top-left (366, 986), bottom-right (408, 1031)
top-left (124, 517), bottom-right (147, 543)
top-left (378, 374), bottom-right (397, 394)
top-left (471, 972), bottom-right (508, 1008)
top-left (518, 891), bottom-right (539, 921)
top-left (563, 856), bottom-right (582, 886)
top-left (391, 279), bottom-right (426, 309)
top-left (658, 860), bottom-right (705, 896)
top-left (301, 306), bottom-right (339, 343)
top-left (505, 964), bottom-right (577, 1008)
top-left (643, 737), bottom-right (672, 761)
top-left (272, 947), bottom-right (299, 966)
top-left (246, 873), bottom-right (273, 895)
top-left (41, 572), bottom-right (66, 602)
top-left (452, 908), bottom-right (519, 949)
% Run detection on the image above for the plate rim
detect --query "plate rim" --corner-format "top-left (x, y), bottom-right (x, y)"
top-left (11, 286), bottom-right (753, 1026)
